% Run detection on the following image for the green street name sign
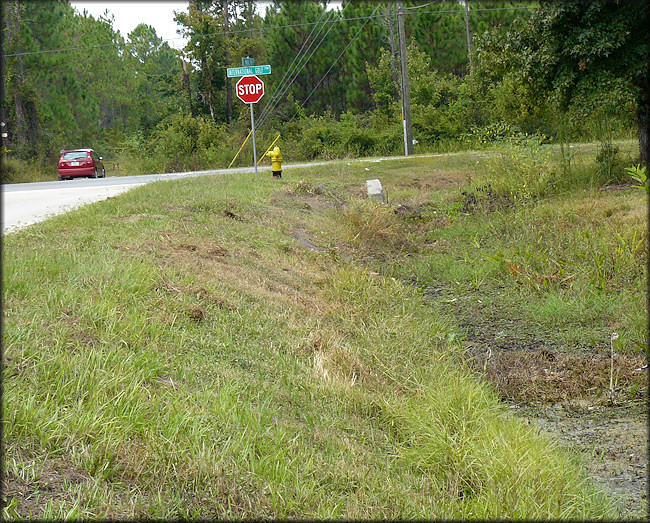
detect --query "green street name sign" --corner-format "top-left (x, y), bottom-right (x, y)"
top-left (227, 65), bottom-right (271, 78)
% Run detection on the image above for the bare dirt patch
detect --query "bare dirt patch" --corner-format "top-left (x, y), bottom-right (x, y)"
top-left (60, 310), bottom-right (100, 349)
top-left (413, 278), bottom-right (648, 518)
top-left (112, 213), bottom-right (146, 223)
top-left (274, 182), bottom-right (346, 214)
top-left (145, 232), bottom-right (334, 316)
top-left (467, 346), bottom-right (646, 406)
top-left (518, 403), bottom-right (647, 519)
top-left (394, 170), bottom-right (468, 193)
top-left (155, 279), bottom-right (238, 311)
top-left (461, 320), bottom-right (647, 519)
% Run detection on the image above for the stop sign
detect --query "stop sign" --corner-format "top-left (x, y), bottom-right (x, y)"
top-left (236, 75), bottom-right (264, 104)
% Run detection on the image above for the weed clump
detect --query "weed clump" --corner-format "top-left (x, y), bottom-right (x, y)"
top-left (291, 179), bottom-right (333, 197)
top-left (341, 199), bottom-right (416, 256)
top-left (595, 141), bottom-right (625, 184)
top-left (460, 184), bottom-right (514, 214)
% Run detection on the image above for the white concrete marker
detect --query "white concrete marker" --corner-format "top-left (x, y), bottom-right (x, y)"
top-left (366, 179), bottom-right (386, 203)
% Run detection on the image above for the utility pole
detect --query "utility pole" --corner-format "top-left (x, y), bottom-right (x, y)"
top-left (0, 1), bottom-right (7, 167)
top-left (462, 0), bottom-right (472, 68)
top-left (397, 1), bottom-right (413, 156)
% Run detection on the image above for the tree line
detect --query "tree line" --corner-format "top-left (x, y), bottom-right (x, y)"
top-left (1, 0), bottom-right (647, 179)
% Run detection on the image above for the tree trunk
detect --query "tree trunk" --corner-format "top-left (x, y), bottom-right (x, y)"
top-left (202, 56), bottom-right (215, 121)
top-left (10, 0), bottom-right (27, 145)
top-left (0, 5), bottom-right (5, 167)
top-left (638, 93), bottom-right (649, 164)
top-left (182, 59), bottom-right (193, 116)
top-left (223, 0), bottom-right (232, 124)
top-left (208, 90), bottom-right (215, 121)
top-left (463, 0), bottom-right (472, 70)
top-left (247, 0), bottom-right (253, 40)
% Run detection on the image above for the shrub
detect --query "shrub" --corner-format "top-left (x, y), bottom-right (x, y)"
top-left (147, 114), bottom-right (229, 172)
top-left (462, 121), bottom-right (545, 149)
top-left (595, 140), bottom-right (629, 185)
top-left (1, 157), bottom-right (54, 183)
top-left (298, 122), bottom-right (342, 160)
top-left (344, 130), bottom-right (376, 157)
top-left (412, 104), bottom-right (463, 144)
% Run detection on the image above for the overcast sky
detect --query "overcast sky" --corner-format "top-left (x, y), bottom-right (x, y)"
top-left (70, 2), bottom-right (341, 51)
top-left (71, 1), bottom-right (189, 50)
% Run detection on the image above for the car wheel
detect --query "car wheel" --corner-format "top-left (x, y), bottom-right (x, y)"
top-left (93, 168), bottom-right (98, 179)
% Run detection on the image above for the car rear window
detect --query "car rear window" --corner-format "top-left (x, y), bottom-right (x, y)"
top-left (62, 151), bottom-right (88, 160)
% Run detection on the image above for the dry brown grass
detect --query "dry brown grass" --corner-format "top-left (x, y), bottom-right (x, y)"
top-left (468, 348), bottom-right (647, 405)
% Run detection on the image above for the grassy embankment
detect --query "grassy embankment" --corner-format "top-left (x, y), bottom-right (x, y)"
top-left (3, 141), bottom-right (646, 518)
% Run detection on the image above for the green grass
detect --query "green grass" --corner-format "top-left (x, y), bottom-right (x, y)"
top-left (3, 142), bottom-right (645, 518)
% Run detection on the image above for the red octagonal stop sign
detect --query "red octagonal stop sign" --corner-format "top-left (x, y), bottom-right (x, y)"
top-left (236, 75), bottom-right (264, 104)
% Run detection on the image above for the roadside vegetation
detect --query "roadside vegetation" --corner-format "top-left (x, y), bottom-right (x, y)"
top-left (2, 1), bottom-right (646, 183)
top-left (3, 141), bottom-right (646, 519)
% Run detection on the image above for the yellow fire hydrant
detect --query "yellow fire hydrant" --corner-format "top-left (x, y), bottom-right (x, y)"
top-left (269, 146), bottom-right (282, 178)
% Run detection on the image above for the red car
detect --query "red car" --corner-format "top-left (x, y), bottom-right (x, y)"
top-left (58, 149), bottom-right (106, 180)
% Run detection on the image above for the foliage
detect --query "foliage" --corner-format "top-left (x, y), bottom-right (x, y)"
top-left (366, 48), bottom-right (400, 117)
top-left (462, 121), bottom-right (546, 148)
top-left (626, 164), bottom-right (648, 192)
top-left (477, 0), bottom-right (649, 160)
top-left (515, 1), bottom-right (647, 107)
top-left (263, 2), bottom-right (344, 117)
top-left (595, 141), bottom-right (624, 183)
top-left (147, 113), bottom-right (230, 172)
top-left (175, 0), bottom-right (229, 121)
top-left (0, 157), bottom-right (53, 183)
top-left (409, 1), bottom-right (529, 75)
top-left (125, 24), bottom-right (184, 134)
top-left (338, 1), bottom-right (385, 112)
top-left (286, 111), bottom-right (385, 160)
top-left (2, 2), bottom-right (184, 166)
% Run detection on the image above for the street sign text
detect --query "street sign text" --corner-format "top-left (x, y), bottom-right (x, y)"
top-left (227, 65), bottom-right (271, 78)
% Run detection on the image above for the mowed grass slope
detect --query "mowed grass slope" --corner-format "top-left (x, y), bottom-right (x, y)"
top-left (3, 145), bottom-right (644, 519)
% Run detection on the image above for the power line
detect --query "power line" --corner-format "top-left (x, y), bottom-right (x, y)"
top-left (3, 5), bottom-right (536, 59)
top-left (286, 5), bottom-right (381, 125)
top-left (257, 8), bottom-right (333, 125)
top-left (404, 1), bottom-right (439, 10)
top-left (258, 10), bottom-right (340, 128)
top-left (4, 42), bottom-right (119, 58)
top-left (259, 10), bottom-right (335, 123)
top-left (3, 15), bottom-right (348, 58)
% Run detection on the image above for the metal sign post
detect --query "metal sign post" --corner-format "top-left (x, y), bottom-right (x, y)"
top-left (235, 75), bottom-right (265, 175)
top-left (250, 103), bottom-right (258, 176)
top-left (230, 62), bottom-right (270, 174)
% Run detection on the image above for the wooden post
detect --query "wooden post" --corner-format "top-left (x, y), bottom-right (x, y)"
top-left (397, 1), bottom-right (413, 156)
top-left (463, 0), bottom-right (472, 69)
